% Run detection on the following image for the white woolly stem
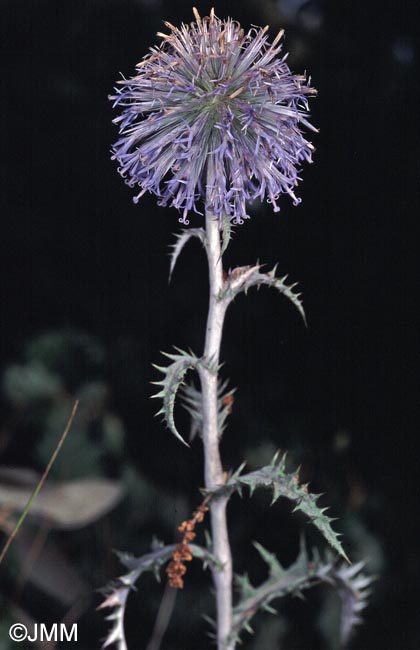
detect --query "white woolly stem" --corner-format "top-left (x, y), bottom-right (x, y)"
top-left (199, 205), bottom-right (234, 650)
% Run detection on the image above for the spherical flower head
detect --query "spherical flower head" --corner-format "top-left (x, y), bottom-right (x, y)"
top-left (110, 8), bottom-right (317, 225)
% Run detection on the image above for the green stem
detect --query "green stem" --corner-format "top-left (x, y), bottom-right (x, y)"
top-left (0, 400), bottom-right (79, 566)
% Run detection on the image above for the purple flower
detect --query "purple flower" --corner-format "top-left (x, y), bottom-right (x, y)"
top-left (110, 8), bottom-right (317, 225)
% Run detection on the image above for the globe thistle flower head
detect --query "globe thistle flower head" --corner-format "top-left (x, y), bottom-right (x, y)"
top-left (110, 8), bottom-right (317, 225)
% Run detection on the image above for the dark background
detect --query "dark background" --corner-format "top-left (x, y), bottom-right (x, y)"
top-left (1, 0), bottom-right (419, 648)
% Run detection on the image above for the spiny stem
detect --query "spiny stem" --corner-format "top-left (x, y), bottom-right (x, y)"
top-left (0, 400), bottom-right (79, 566)
top-left (199, 203), bottom-right (233, 650)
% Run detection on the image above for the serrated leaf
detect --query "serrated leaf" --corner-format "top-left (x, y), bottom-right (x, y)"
top-left (99, 544), bottom-right (174, 650)
top-left (234, 572), bottom-right (256, 600)
top-left (210, 453), bottom-right (349, 562)
top-left (168, 228), bottom-right (206, 281)
top-left (221, 220), bottom-right (234, 255)
top-left (99, 542), bottom-right (220, 650)
top-left (222, 264), bottom-right (306, 325)
top-left (230, 543), bottom-right (318, 645)
top-left (253, 541), bottom-right (286, 578)
top-left (151, 349), bottom-right (200, 445)
top-left (331, 559), bottom-right (375, 644)
top-left (180, 378), bottom-right (235, 441)
top-left (230, 544), bottom-right (372, 647)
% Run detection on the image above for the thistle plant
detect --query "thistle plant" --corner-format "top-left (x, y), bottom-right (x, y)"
top-left (101, 9), bottom-right (372, 649)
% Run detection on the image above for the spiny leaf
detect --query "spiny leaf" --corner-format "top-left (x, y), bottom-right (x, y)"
top-left (209, 453), bottom-right (349, 562)
top-left (230, 544), bottom-right (372, 647)
top-left (99, 542), bottom-right (220, 650)
top-left (221, 220), bottom-right (234, 255)
top-left (253, 541), bottom-right (287, 578)
top-left (222, 264), bottom-right (306, 325)
top-left (234, 571), bottom-right (256, 600)
top-left (168, 228), bottom-right (206, 281)
top-left (151, 349), bottom-right (200, 445)
top-left (99, 544), bottom-right (174, 650)
top-left (330, 558), bottom-right (375, 644)
top-left (230, 543), bottom-right (318, 645)
top-left (180, 378), bottom-right (236, 441)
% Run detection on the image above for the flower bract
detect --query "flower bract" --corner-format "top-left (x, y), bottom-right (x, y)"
top-left (110, 8), bottom-right (317, 225)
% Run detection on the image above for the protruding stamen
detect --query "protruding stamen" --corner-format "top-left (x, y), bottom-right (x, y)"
top-left (192, 7), bottom-right (202, 29)
top-left (163, 21), bottom-right (177, 30)
top-left (271, 28), bottom-right (285, 49)
top-left (229, 86), bottom-right (245, 99)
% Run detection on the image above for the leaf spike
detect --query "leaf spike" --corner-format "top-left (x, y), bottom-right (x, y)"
top-left (252, 541), bottom-right (283, 575)
top-left (271, 448), bottom-right (282, 466)
top-left (292, 464), bottom-right (302, 483)
top-left (233, 461), bottom-right (247, 477)
top-left (153, 565), bottom-right (161, 581)
top-left (202, 614), bottom-right (216, 629)
top-left (270, 484), bottom-right (282, 505)
top-left (150, 392), bottom-right (165, 400)
top-left (151, 365), bottom-right (169, 374)
top-left (278, 451), bottom-right (288, 471)
top-left (243, 621), bottom-right (254, 634)
top-left (293, 589), bottom-right (306, 601)
top-left (161, 351), bottom-right (180, 360)
top-left (175, 434), bottom-right (190, 448)
top-left (150, 378), bottom-right (166, 386)
top-left (262, 603), bottom-right (277, 615)
top-left (173, 345), bottom-right (188, 354)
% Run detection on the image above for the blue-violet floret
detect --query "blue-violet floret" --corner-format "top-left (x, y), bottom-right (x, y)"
top-left (110, 8), bottom-right (317, 225)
